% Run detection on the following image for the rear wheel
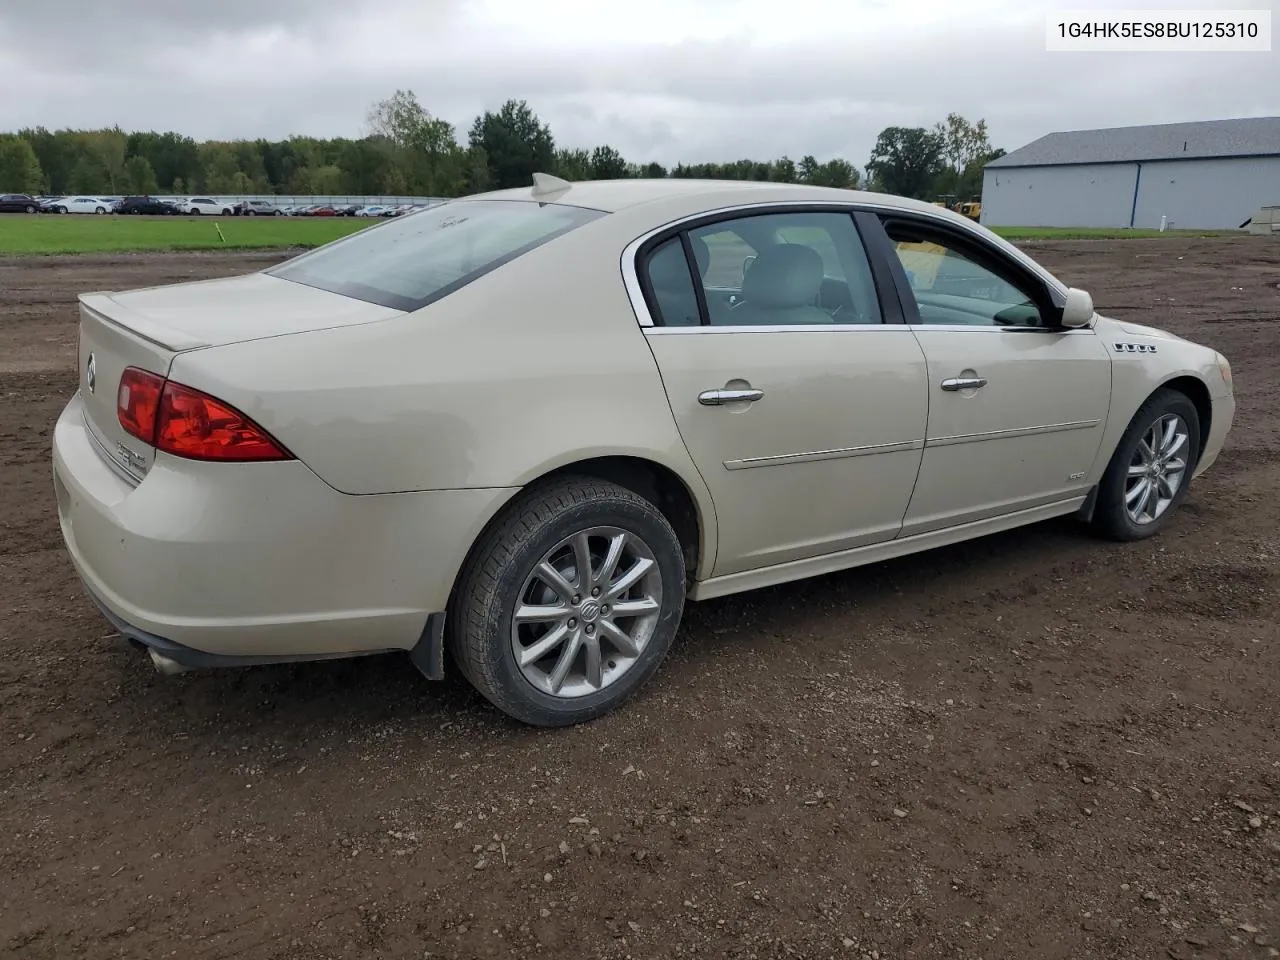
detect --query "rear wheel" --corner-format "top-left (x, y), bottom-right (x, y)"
top-left (1091, 388), bottom-right (1200, 541)
top-left (448, 477), bottom-right (686, 727)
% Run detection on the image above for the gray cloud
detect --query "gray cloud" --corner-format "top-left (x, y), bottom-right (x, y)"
top-left (1, 0), bottom-right (1276, 172)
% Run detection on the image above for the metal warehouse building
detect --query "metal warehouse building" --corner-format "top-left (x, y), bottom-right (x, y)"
top-left (980, 116), bottom-right (1280, 230)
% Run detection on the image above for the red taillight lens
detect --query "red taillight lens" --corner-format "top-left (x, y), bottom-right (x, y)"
top-left (116, 366), bottom-right (291, 462)
top-left (117, 367), bottom-right (165, 444)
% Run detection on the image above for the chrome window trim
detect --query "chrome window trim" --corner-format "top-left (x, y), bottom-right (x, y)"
top-left (619, 199), bottom-right (1069, 331)
top-left (905, 324), bottom-right (1097, 336)
top-left (643, 324), bottom-right (906, 336)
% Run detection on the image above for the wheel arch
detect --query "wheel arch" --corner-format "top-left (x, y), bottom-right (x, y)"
top-left (534, 456), bottom-right (711, 580)
top-left (1156, 373), bottom-right (1213, 460)
top-left (458, 455), bottom-right (715, 594)
top-left (426, 454), bottom-right (716, 682)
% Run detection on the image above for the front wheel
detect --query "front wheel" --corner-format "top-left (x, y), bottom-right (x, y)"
top-left (448, 477), bottom-right (687, 727)
top-left (1091, 388), bottom-right (1200, 541)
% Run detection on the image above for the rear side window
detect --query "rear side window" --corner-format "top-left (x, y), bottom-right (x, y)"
top-left (268, 199), bottom-right (606, 311)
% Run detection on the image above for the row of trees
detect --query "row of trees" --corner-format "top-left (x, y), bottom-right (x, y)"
top-left (0, 92), bottom-right (1004, 203)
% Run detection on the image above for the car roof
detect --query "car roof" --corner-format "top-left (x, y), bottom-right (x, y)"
top-left (465, 176), bottom-right (963, 220)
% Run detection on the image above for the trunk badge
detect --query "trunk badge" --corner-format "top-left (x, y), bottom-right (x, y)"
top-left (86, 353), bottom-right (96, 394)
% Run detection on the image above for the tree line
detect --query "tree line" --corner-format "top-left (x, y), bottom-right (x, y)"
top-left (0, 91), bottom-right (1004, 203)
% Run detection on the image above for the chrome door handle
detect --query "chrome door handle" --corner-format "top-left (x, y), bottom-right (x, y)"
top-left (940, 377), bottom-right (988, 392)
top-left (698, 388), bottom-right (764, 406)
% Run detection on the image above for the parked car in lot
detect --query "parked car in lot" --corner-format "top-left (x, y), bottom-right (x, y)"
top-left (0, 193), bottom-right (41, 213)
top-left (233, 200), bottom-right (284, 216)
top-left (116, 196), bottom-right (180, 215)
top-left (51, 177), bottom-right (1235, 727)
top-left (177, 197), bottom-right (235, 216)
top-left (47, 196), bottom-right (114, 215)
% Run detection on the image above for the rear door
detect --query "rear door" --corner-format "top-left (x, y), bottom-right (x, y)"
top-left (634, 207), bottom-right (930, 578)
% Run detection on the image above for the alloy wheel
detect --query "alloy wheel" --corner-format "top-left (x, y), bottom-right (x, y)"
top-left (1124, 412), bottom-right (1189, 525)
top-left (510, 526), bottom-right (663, 698)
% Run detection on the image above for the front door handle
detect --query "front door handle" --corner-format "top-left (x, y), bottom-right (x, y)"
top-left (698, 387), bottom-right (764, 406)
top-left (940, 377), bottom-right (988, 392)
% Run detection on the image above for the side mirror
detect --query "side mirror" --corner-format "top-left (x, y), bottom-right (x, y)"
top-left (742, 255), bottom-right (756, 276)
top-left (1060, 286), bottom-right (1094, 327)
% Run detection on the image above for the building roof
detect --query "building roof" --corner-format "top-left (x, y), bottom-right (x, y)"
top-left (987, 116), bottom-right (1280, 168)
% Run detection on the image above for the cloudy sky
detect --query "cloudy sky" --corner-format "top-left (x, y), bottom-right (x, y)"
top-left (1, 0), bottom-right (1276, 168)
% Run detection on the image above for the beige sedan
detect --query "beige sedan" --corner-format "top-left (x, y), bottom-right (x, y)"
top-left (51, 176), bottom-right (1235, 726)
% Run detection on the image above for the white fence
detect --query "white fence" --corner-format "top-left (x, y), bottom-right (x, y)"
top-left (153, 195), bottom-right (449, 209)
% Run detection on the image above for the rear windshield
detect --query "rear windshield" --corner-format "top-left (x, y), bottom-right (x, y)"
top-left (267, 198), bottom-right (606, 311)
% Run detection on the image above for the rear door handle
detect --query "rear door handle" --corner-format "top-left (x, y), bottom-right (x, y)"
top-left (940, 377), bottom-right (987, 392)
top-left (698, 388), bottom-right (764, 406)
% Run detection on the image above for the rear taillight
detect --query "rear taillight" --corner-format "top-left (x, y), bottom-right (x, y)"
top-left (117, 367), bottom-right (165, 445)
top-left (116, 366), bottom-right (291, 462)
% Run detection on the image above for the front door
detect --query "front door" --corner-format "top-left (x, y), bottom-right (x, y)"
top-left (872, 213), bottom-right (1114, 536)
top-left (636, 208), bottom-right (930, 577)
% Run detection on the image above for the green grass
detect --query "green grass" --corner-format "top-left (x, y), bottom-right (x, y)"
top-left (0, 215), bottom-right (375, 255)
top-left (0, 214), bottom-right (1244, 256)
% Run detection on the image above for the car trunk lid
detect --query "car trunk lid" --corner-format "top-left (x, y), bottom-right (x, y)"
top-left (75, 273), bottom-right (404, 481)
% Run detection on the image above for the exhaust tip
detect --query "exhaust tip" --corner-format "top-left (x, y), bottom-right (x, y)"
top-left (148, 648), bottom-right (191, 676)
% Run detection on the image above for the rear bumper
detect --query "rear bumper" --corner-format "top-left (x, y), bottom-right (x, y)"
top-left (52, 392), bottom-right (514, 662)
top-left (85, 583), bottom-right (450, 672)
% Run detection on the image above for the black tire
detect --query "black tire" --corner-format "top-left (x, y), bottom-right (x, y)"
top-left (447, 477), bottom-right (687, 727)
top-left (25, 204), bottom-right (35, 214)
top-left (1091, 387), bottom-right (1201, 542)
top-left (56, 206), bottom-right (67, 215)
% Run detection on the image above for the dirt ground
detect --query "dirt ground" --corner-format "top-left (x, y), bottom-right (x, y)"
top-left (2, 237), bottom-right (1279, 960)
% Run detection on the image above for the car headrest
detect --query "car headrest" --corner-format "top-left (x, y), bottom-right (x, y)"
top-left (742, 243), bottom-right (824, 307)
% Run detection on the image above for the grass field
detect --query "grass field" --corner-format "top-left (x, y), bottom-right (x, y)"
top-left (0, 215), bottom-right (374, 255)
top-left (0, 214), bottom-right (1239, 256)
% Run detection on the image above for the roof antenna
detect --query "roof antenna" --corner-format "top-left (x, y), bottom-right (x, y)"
top-left (531, 172), bottom-right (572, 200)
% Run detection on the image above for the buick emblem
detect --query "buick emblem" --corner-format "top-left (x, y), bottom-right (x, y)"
top-left (86, 353), bottom-right (96, 394)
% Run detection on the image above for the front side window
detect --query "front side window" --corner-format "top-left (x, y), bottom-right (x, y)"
top-left (269, 199), bottom-right (605, 311)
top-left (882, 218), bottom-right (1045, 327)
